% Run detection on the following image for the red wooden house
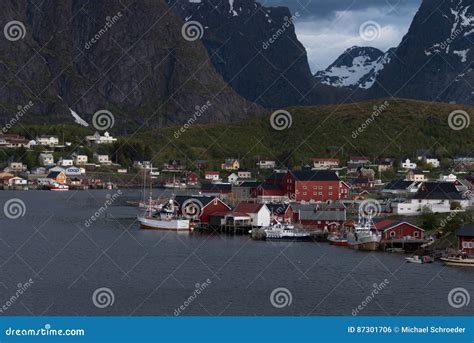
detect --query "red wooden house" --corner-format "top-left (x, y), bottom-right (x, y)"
top-left (373, 220), bottom-right (424, 241)
top-left (186, 171), bottom-right (199, 186)
top-left (293, 204), bottom-right (346, 231)
top-left (456, 224), bottom-right (474, 256)
top-left (282, 170), bottom-right (350, 202)
top-left (174, 195), bottom-right (231, 223)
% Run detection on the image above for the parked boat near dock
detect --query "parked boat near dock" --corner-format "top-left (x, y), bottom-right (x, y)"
top-left (137, 199), bottom-right (190, 231)
top-left (347, 215), bottom-right (381, 251)
top-left (264, 222), bottom-right (311, 241)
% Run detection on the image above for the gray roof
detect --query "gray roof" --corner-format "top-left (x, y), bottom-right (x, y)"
top-left (456, 224), bottom-right (474, 237)
top-left (299, 210), bottom-right (346, 221)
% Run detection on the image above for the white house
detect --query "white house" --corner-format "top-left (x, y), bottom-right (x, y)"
top-left (94, 153), bottom-right (111, 165)
top-left (7, 162), bottom-right (26, 172)
top-left (86, 132), bottom-right (117, 144)
top-left (237, 170), bottom-right (252, 179)
top-left (72, 153), bottom-right (88, 165)
top-left (425, 158), bottom-right (440, 168)
top-left (205, 171), bottom-right (220, 181)
top-left (35, 135), bottom-right (59, 147)
top-left (394, 182), bottom-right (468, 215)
top-left (401, 158), bottom-right (417, 169)
top-left (257, 160), bottom-right (276, 169)
top-left (58, 157), bottom-right (74, 167)
top-left (4, 176), bottom-right (27, 186)
top-left (440, 173), bottom-right (457, 182)
top-left (233, 202), bottom-right (271, 227)
top-left (227, 172), bottom-right (239, 184)
top-left (312, 158), bottom-right (339, 170)
top-left (38, 153), bottom-right (54, 167)
top-left (406, 169), bottom-right (425, 182)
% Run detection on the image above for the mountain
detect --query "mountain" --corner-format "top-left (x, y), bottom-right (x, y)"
top-left (0, 0), bottom-right (262, 130)
top-left (314, 46), bottom-right (394, 89)
top-left (166, 0), bottom-right (349, 109)
top-left (368, 0), bottom-right (473, 104)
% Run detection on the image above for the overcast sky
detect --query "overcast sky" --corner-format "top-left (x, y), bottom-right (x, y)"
top-left (261, 0), bottom-right (422, 72)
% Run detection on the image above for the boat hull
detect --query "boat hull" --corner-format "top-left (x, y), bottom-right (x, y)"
top-left (138, 216), bottom-right (190, 231)
top-left (348, 241), bottom-right (380, 251)
top-left (440, 258), bottom-right (474, 267)
top-left (328, 238), bottom-right (348, 246)
top-left (266, 235), bottom-right (312, 242)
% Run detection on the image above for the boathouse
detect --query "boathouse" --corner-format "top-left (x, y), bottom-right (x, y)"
top-left (373, 220), bottom-right (424, 241)
top-left (174, 195), bottom-right (231, 223)
top-left (456, 224), bottom-right (474, 256)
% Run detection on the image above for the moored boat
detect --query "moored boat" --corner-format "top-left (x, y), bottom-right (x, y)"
top-left (264, 222), bottom-right (311, 241)
top-left (440, 257), bottom-right (474, 267)
top-left (405, 255), bottom-right (433, 264)
top-left (137, 199), bottom-right (190, 231)
top-left (347, 215), bottom-right (381, 251)
top-left (328, 234), bottom-right (348, 246)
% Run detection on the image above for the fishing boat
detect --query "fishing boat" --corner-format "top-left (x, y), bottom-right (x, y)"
top-left (440, 256), bottom-right (474, 267)
top-left (163, 175), bottom-right (187, 189)
top-left (327, 234), bottom-right (348, 246)
top-left (347, 215), bottom-right (381, 251)
top-left (405, 255), bottom-right (433, 264)
top-left (264, 222), bottom-right (311, 241)
top-left (137, 199), bottom-right (190, 231)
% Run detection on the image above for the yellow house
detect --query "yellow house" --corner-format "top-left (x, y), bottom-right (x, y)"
top-left (221, 158), bottom-right (240, 171)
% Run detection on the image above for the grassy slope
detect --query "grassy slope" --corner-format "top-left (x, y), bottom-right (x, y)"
top-left (132, 98), bottom-right (474, 170)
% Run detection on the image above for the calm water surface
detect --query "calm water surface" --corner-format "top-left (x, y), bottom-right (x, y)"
top-left (0, 190), bottom-right (473, 316)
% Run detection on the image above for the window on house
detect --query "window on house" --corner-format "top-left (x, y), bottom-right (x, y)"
top-left (313, 192), bottom-right (317, 195)
top-left (303, 192), bottom-right (307, 196)
top-left (319, 192), bottom-right (322, 195)
top-left (303, 186), bottom-right (307, 190)
top-left (413, 231), bottom-right (419, 237)
top-left (390, 231), bottom-right (395, 238)
top-left (329, 192), bottom-right (333, 195)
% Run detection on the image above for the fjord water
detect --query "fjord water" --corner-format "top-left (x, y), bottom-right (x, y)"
top-left (0, 190), bottom-right (472, 316)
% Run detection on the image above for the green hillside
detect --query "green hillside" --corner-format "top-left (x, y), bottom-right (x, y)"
top-left (127, 98), bottom-right (474, 170)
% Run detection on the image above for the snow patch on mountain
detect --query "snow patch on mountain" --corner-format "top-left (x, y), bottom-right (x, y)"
top-left (424, 0), bottom-right (473, 57)
top-left (314, 46), bottom-right (393, 89)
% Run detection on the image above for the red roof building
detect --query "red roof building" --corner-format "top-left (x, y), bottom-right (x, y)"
top-left (456, 224), bottom-right (474, 256)
top-left (373, 220), bottom-right (424, 241)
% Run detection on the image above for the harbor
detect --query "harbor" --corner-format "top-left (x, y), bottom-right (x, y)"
top-left (0, 189), bottom-right (472, 316)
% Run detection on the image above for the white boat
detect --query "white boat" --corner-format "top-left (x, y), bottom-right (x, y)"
top-left (405, 255), bottom-right (433, 264)
top-left (264, 222), bottom-right (311, 241)
top-left (137, 199), bottom-right (190, 231)
top-left (440, 256), bottom-right (474, 267)
top-left (347, 215), bottom-right (381, 251)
